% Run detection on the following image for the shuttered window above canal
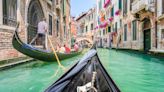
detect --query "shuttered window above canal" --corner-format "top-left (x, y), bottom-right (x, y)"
top-left (108, 26), bottom-right (111, 33)
top-left (162, 29), bottom-right (164, 39)
top-left (119, 0), bottom-right (122, 10)
top-left (123, 0), bottom-right (127, 16)
top-left (130, 0), bottom-right (134, 11)
top-left (49, 15), bottom-right (53, 35)
top-left (132, 20), bottom-right (137, 41)
top-left (115, 22), bottom-right (118, 33)
top-left (124, 24), bottom-right (127, 41)
top-left (91, 23), bottom-right (93, 30)
top-left (111, 7), bottom-right (114, 17)
top-left (56, 18), bottom-right (59, 37)
top-left (99, 0), bottom-right (102, 10)
top-left (86, 26), bottom-right (88, 33)
top-left (162, 0), bottom-right (164, 14)
top-left (3, 0), bottom-right (17, 27)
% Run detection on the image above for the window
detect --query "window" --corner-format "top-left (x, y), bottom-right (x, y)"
top-left (119, 0), bottom-right (122, 9)
top-left (112, 25), bottom-right (115, 32)
top-left (86, 26), bottom-right (88, 32)
top-left (56, 19), bottom-right (59, 37)
top-left (111, 7), bottom-right (114, 17)
top-left (130, 0), bottom-right (134, 11)
top-left (115, 22), bottom-right (117, 32)
top-left (123, 0), bottom-right (127, 16)
top-left (91, 23), bottom-right (93, 30)
top-left (120, 19), bottom-right (122, 28)
top-left (132, 20), bottom-right (137, 40)
top-left (3, 0), bottom-right (17, 26)
top-left (89, 16), bottom-right (90, 21)
top-left (149, 0), bottom-right (154, 4)
top-left (92, 14), bottom-right (93, 20)
top-left (49, 15), bottom-right (53, 35)
top-left (162, 0), bottom-right (164, 14)
top-left (64, 25), bottom-right (66, 38)
top-left (108, 26), bottom-right (111, 32)
top-left (62, 0), bottom-right (66, 16)
top-left (99, 0), bottom-right (102, 10)
top-left (103, 29), bottom-right (106, 35)
top-left (124, 24), bottom-right (127, 41)
top-left (162, 29), bottom-right (164, 39)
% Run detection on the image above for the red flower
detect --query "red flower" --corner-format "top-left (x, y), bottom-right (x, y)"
top-left (104, 0), bottom-right (111, 8)
top-left (115, 10), bottom-right (120, 16)
top-left (109, 17), bottom-right (113, 22)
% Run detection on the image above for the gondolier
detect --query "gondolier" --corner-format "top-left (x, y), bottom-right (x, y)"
top-left (30, 18), bottom-right (48, 49)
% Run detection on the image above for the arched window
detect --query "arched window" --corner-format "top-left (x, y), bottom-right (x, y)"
top-left (3, 0), bottom-right (17, 26)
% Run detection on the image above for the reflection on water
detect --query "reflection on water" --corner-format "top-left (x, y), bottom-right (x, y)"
top-left (97, 49), bottom-right (164, 92)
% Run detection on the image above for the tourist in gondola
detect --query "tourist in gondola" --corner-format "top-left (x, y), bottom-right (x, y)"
top-left (64, 44), bottom-right (71, 54)
top-left (74, 43), bottom-right (79, 52)
top-left (30, 18), bottom-right (48, 49)
top-left (59, 45), bottom-right (66, 53)
top-left (56, 44), bottom-right (61, 52)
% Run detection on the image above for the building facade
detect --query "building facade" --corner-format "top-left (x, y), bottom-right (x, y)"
top-left (96, 0), bottom-right (163, 52)
top-left (75, 8), bottom-right (96, 45)
top-left (0, 0), bottom-right (71, 61)
top-left (157, 0), bottom-right (164, 51)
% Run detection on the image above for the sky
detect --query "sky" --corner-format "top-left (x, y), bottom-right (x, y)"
top-left (71, 0), bottom-right (96, 17)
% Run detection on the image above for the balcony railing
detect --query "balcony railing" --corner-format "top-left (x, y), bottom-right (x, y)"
top-left (132, 0), bottom-right (155, 14)
top-left (3, 16), bottom-right (17, 27)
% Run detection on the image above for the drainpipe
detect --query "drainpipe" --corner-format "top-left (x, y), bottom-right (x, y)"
top-left (155, 0), bottom-right (158, 49)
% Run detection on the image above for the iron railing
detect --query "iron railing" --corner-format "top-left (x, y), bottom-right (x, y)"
top-left (3, 15), bottom-right (17, 27)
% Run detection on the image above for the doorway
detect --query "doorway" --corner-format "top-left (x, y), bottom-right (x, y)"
top-left (144, 29), bottom-right (151, 52)
top-left (27, 0), bottom-right (44, 45)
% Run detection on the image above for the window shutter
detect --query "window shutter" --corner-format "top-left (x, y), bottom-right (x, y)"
top-left (162, 0), bottom-right (164, 14)
top-left (119, 0), bottom-right (122, 10)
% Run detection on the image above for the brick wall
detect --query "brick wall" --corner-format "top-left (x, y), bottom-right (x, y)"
top-left (0, 29), bottom-right (24, 61)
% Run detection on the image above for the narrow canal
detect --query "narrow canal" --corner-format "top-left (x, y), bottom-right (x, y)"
top-left (0, 49), bottom-right (164, 92)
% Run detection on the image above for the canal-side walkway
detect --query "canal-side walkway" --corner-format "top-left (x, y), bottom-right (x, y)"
top-left (0, 57), bottom-right (34, 70)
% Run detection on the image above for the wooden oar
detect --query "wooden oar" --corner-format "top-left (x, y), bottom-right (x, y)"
top-left (47, 34), bottom-right (65, 70)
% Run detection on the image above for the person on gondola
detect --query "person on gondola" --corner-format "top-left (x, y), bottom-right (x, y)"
top-left (55, 43), bottom-right (60, 52)
top-left (59, 45), bottom-right (66, 53)
top-left (74, 43), bottom-right (79, 52)
top-left (64, 44), bottom-right (71, 54)
top-left (30, 18), bottom-right (48, 49)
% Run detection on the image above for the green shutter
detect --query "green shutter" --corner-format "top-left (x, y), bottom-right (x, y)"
top-left (162, 0), bottom-right (164, 13)
top-left (108, 26), bottom-right (111, 32)
top-left (124, 24), bottom-right (127, 41)
top-left (132, 20), bottom-right (137, 40)
top-left (115, 22), bottom-right (117, 32)
top-left (111, 7), bottom-right (114, 17)
top-left (99, 0), bottom-right (102, 10)
top-left (119, 0), bottom-right (122, 9)
top-left (63, 0), bottom-right (66, 16)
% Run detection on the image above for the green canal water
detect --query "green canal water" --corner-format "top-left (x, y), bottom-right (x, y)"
top-left (0, 49), bottom-right (164, 92)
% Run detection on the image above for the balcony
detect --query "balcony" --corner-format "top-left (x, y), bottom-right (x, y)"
top-left (132, 0), bottom-right (155, 14)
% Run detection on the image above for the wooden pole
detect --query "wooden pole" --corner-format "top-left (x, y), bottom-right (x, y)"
top-left (47, 34), bottom-right (65, 70)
